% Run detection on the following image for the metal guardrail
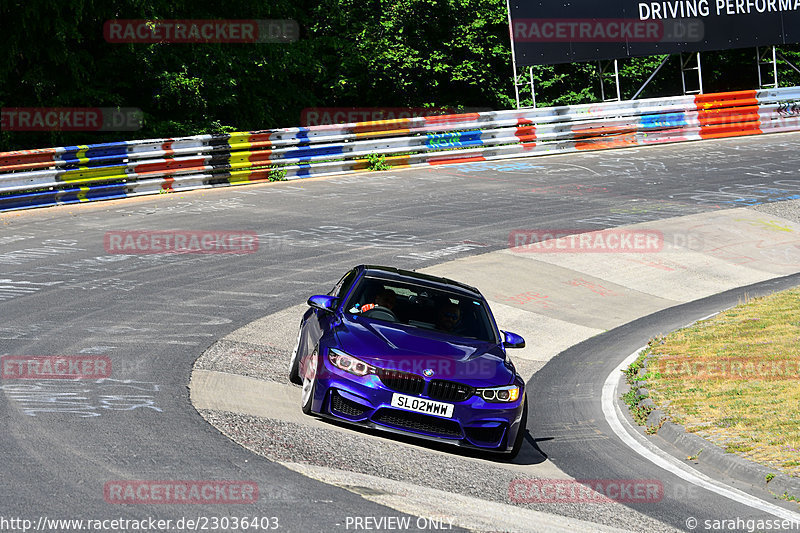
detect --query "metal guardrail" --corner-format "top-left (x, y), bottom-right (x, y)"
top-left (1, 88), bottom-right (799, 212)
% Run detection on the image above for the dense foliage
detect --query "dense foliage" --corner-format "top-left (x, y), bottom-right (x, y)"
top-left (1, 0), bottom-right (798, 150)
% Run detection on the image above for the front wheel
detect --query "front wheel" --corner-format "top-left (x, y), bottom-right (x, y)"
top-left (288, 327), bottom-right (303, 385)
top-left (301, 350), bottom-right (318, 415)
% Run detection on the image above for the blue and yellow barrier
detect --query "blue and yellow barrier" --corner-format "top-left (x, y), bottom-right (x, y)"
top-left (1, 88), bottom-right (799, 212)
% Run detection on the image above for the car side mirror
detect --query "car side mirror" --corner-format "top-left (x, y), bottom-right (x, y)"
top-left (308, 295), bottom-right (338, 313)
top-left (501, 330), bottom-right (525, 349)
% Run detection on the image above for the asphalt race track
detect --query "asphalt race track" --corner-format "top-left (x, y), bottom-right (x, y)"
top-left (2, 132), bottom-right (800, 532)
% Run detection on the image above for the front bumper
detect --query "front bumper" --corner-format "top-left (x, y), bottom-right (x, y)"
top-left (308, 354), bottom-right (526, 453)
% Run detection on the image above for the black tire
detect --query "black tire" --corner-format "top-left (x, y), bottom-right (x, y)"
top-left (301, 350), bottom-right (318, 415)
top-left (507, 395), bottom-right (528, 460)
top-left (288, 328), bottom-right (303, 385)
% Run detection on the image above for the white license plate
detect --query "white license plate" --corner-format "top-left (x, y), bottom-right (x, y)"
top-left (391, 393), bottom-right (454, 418)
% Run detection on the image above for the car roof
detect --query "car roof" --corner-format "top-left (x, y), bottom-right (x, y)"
top-left (358, 264), bottom-right (483, 299)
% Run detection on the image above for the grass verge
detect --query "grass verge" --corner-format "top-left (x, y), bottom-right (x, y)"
top-left (624, 286), bottom-right (800, 478)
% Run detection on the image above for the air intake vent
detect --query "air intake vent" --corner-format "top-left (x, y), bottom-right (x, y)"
top-left (372, 409), bottom-right (462, 438)
top-left (427, 379), bottom-right (474, 402)
top-left (375, 368), bottom-right (425, 396)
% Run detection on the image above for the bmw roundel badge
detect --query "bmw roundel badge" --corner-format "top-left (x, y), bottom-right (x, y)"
top-left (423, 369), bottom-right (434, 377)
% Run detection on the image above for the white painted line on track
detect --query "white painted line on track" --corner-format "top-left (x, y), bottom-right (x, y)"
top-left (602, 346), bottom-right (800, 524)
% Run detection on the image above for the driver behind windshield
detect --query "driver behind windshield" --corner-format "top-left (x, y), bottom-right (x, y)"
top-left (436, 301), bottom-right (461, 332)
top-left (360, 288), bottom-right (396, 312)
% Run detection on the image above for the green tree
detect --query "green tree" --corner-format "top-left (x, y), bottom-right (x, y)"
top-left (1, 0), bottom-right (798, 151)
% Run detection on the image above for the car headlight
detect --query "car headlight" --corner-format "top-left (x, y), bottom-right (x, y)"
top-left (328, 348), bottom-right (375, 377)
top-left (476, 385), bottom-right (520, 403)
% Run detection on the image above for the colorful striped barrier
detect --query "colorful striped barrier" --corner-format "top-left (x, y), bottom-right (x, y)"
top-left (1, 87), bottom-right (799, 212)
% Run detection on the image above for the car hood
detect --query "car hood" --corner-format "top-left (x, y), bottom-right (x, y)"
top-left (333, 317), bottom-right (513, 386)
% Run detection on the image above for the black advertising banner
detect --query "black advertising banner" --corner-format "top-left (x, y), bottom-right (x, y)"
top-left (509, 0), bottom-right (800, 65)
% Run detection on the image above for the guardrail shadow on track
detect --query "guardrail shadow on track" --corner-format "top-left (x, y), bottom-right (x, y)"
top-left (1, 88), bottom-right (799, 212)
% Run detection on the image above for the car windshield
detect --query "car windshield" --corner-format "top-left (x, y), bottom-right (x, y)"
top-left (344, 276), bottom-right (497, 343)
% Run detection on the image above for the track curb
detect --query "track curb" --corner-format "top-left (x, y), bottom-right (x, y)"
top-left (624, 343), bottom-right (800, 506)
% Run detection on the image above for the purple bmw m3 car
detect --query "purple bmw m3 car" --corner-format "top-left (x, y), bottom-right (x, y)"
top-left (288, 265), bottom-right (528, 457)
